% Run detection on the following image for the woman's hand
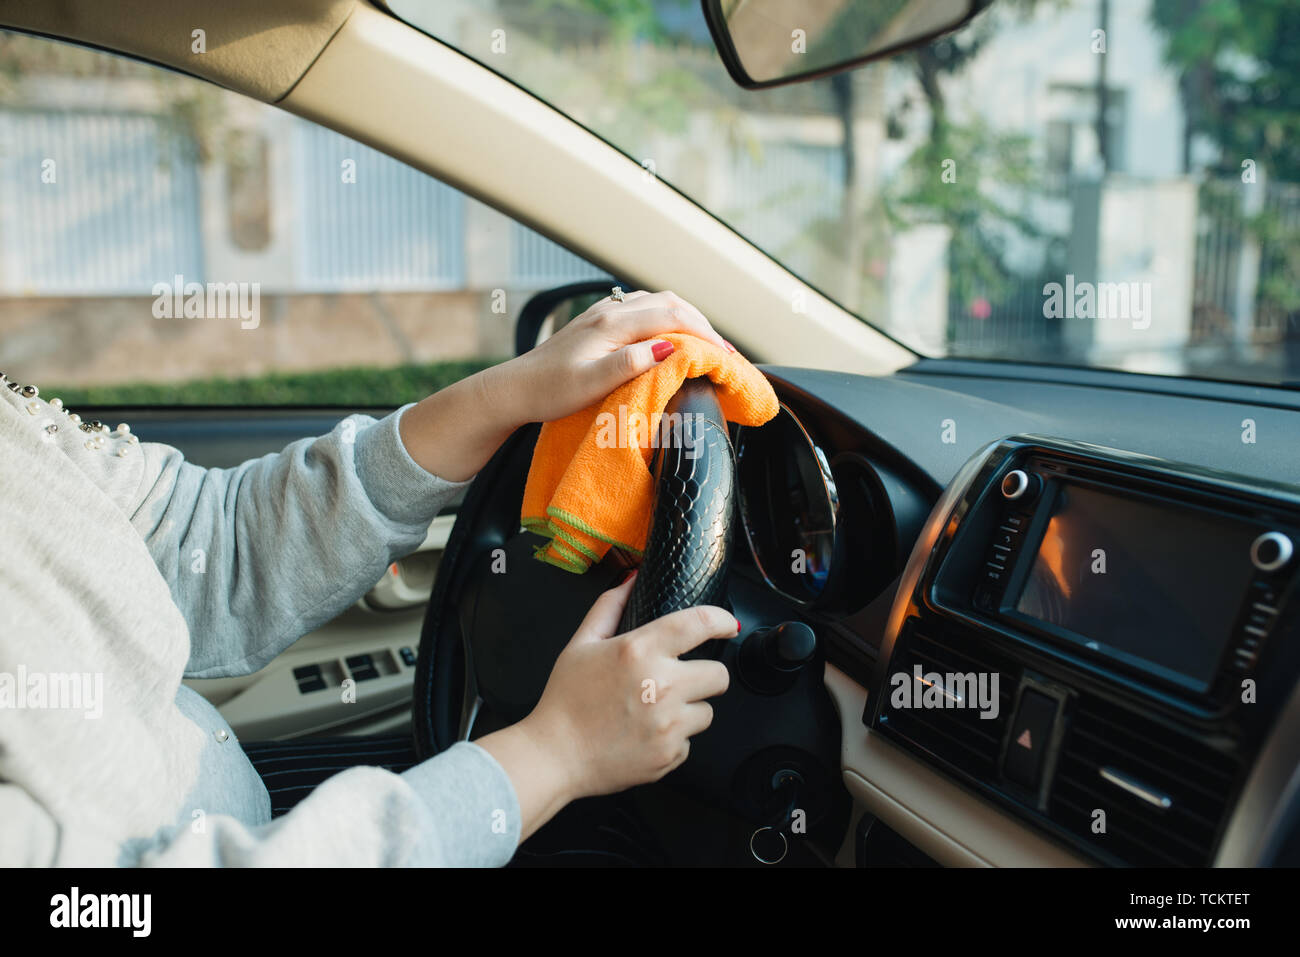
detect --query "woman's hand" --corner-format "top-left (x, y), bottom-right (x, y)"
top-left (476, 573), bottom-right (735, 841)
top-left (399, 290), bottom-right (731, 482)
top-left (493, 289), bottom-right (732, 425)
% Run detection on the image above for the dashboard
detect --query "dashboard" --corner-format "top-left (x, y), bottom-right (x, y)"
top-left (739, 362), bottom-right (1300, 867)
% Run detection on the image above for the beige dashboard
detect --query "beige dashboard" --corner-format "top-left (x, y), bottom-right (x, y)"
top-left (825, 663), bottom-right (1089, 867)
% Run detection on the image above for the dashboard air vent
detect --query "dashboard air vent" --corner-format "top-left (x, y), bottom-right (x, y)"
top-left (1050, 695), bottom-right (1241, 866)
top-left (879, 627), bottom-right (1019, 781)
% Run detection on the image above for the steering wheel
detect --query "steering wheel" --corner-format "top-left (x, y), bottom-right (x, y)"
top-left (412, 377), bottom-right (844, 857)
top-left (413, 377), bottom-right (734, 755)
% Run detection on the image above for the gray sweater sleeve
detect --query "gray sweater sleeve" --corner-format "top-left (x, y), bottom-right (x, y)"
top-left (137, 742), bottom-right (522, 867)
top-left (124, 404), bottom-right (466, 678)
top-left (0, 742), bottom-right (522, 867)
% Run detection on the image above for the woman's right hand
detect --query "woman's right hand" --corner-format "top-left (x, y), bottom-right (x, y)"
top-left (527, 573), bottom-right (735, 798)
top-left (476, 574), bottom-right (735, 840)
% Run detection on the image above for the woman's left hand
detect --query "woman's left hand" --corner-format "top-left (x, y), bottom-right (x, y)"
top-left (400, 290), bottom-right (732, 483)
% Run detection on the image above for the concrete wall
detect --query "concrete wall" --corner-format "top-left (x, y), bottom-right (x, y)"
top-left (0, 290), bottom-right (517, 388)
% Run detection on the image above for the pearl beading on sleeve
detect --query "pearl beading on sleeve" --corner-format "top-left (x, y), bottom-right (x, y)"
top-left (1, 372), bottom-right (138, 454)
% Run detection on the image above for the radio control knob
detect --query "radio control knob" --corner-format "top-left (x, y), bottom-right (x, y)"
top-left (1251, 531), bottom-right (1294, 573)
top-left (1001, 469), bottom-right (1034, 501)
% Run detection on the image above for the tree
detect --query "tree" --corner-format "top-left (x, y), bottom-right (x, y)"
top-left (879, 2), bottom-right (1056, 313)
top-left (1152, 0), bottom-right (1300, 365)
top-left (1152, 0), bottom-right (1300, 180)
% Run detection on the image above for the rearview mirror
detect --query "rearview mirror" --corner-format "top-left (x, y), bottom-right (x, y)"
top-left (701, 0), bottom-right (992, 89)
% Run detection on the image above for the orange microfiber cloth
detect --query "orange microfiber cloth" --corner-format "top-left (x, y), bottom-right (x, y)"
top-left (521, 333), bottom-right (779, 573)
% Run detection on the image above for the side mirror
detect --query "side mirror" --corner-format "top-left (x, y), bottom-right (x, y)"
top-left (701, 0), bottom-right (993, 90)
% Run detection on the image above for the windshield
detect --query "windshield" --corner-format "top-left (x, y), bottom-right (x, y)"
top-left (392, 0), bottom-right (1300, 388)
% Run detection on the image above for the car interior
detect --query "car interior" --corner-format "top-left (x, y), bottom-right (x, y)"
top-left (2, 0), bottom-right (1299, 869)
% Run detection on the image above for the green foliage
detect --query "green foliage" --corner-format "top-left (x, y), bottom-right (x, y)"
top-left (1251, 202), bottom-right (1300, 315)
top-left (886, 117), bottom-right (1046, 297)
top-left (502, 0), bottom-right (716, 146)
top-left (875, 2), bottom-right (1054, 304)
top-left (1152, 0), bottom-right (1300, 180)
top-left (47, 359), bottom-right (504, 408)
top-left (1153, 0), bottom-right (1300, 331)
top-left (523, 0), bottom-right (687, 43)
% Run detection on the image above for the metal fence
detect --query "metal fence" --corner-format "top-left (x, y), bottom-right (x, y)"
top-left (294, 118), bottom-right (608, 290)
top-left (292, 119), bottom-right (467, 291)
top-left (947, 175), bottom-right (1300, 358)
top-left (0, 108), bottom-right (611, 296)
top-left (947, 273), bottom-right (1061, 359)
top-left (1191, 177), bottom-right (1300, 345)
top-left (1190, 179), bottom-right (1245, 343)
top-left (1254, 181), bottom-right (1300, 343)
top-left (508, 220), bottom-right (605, 287)
top-left (0, 110), bottom-right (204, 295)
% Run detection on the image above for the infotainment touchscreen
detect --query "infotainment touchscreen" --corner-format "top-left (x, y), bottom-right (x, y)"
top-left (1013, 483), bottom-right (1258, 691)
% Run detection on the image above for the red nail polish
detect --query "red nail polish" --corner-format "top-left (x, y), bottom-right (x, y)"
top-left (621, 570), bottom-right (638, 585)
top-left (735, 619), bottom-right (742, 635)
top-left (651, 340), bottom-right (675, 362)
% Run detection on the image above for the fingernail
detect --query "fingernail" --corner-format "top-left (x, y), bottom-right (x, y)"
top-left (723, 339), bottom-right (736, 353)
top-left (651, 340), bottom-right (675, 362)
top-left (735, 618), bottom-right (742, 635)
top-left (621, 570), bottom-right (638, 585)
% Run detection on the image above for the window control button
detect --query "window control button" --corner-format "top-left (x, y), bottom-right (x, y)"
top-left (292, 664), bottom-right (321, 681)
top-left (400, 646), bottom-right (417, 667)
top-left (297, 676), bottom-right (326, 694)
top-left (345, 654), bottom-right (373, 670)
top-left (352, 668), bottom-right (380, 682)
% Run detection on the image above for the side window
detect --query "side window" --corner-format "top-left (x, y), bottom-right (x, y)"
top-left (0, 30), bottom-right (604, 406)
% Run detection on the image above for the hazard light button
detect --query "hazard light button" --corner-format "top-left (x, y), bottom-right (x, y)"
top-left (1003, 689), bottom-right (1058, 792)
